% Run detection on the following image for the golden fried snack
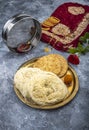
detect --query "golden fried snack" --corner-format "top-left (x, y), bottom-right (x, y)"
top-left (42, 21), bottom-right (54, 27)
top-left (33, 54), bottom-right (68, 77)
top-left (64, 74), bottom-right (73, 85)
top-left (55, 54), bottom-right (68, 77)
top-left (42, 16), bottom-right (60, 28)
top-left (48, 16), bottom-right (60, 24)
top-left (42, 27), bottom-right (50, 31)
top-left (33, 54), bottom-right (61, 75)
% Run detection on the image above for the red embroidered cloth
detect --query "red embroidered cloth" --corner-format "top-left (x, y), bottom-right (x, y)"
top-left (41, 2), bottom-right (89, 51)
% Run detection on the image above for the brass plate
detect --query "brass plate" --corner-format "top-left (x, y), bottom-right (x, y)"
top-left (14, 57), bottom-right (79, 109)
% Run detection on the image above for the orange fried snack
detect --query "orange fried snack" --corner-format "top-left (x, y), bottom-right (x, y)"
top-left (64, 74), bottom-right (73, 85)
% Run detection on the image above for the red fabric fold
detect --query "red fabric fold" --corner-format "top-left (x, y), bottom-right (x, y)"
top-left (41, 2), bottom-right (89, 51)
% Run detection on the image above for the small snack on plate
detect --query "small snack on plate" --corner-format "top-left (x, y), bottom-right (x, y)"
top-left (33, 54), bottom-right (68, 77)
top-left (14, 67), bottom-right (68, 106)
top-left (64, 74), bottom-right (73, 85)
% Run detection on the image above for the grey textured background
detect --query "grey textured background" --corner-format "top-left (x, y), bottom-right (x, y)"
top-left (0, 0), bottom-right (89, 130)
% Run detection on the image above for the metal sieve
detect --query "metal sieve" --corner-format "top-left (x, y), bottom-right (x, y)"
top-left (2, 14), bottom-right (41, 53)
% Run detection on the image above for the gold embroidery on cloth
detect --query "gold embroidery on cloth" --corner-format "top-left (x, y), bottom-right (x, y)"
top-left (42, 13), bottom-right (89, 45)
top-left (52, 23), bottom-right (70, 36)
top-left (68, 6), bottom-right (85, 15)
top-left (52, 39), bottom-right (58, 47)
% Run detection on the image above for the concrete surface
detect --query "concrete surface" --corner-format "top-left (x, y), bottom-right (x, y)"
top-left (0, 0), bottom-right (89, 130)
